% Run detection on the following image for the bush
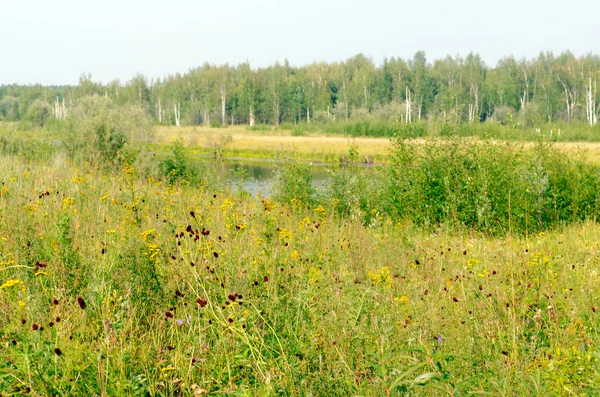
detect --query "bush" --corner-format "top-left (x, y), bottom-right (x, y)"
top-left (61, 95), bottom-right (153, 166)
top-left (26, 99), bottom-right (52, 127)
top-left (0, 96), bottom-right (20, 121)
top-left (323, 165), bottom-right (384, 223)
top-left (159, 138), bottom-right (199, 185)
top-left (273, 159), bottom-right (316, 208)
top-left (384, 139), bottom-right (600, 234)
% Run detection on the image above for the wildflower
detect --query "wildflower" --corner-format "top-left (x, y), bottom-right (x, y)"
top-left (77, 297), bottom-right (87, 310)
top-left (368, 266), bottom-right (392, 288)
top-left (54, 348), bottom-right (62, 356)
top-left (307, 267), bottom-right (322, 284)
top-left (61, 197), bottom-right (75, 208)
top-left (394, 296), bottom-right (409, 303)
top-left (196, 298), bottom-right (207, 307)
top-left (140, 229), bottom-right (155, 241)
top-left (0, 279), bottom-right (23, 290)
top-left (278, 228), bottom-right (292, 239)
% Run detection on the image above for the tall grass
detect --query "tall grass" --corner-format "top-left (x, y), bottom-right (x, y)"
top-left (1, 151), bottom-right (600, 394)
top-left (2, 120), bottom-right (600, 395)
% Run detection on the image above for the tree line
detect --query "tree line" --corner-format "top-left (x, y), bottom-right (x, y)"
top-left (1, 51), bottom-right (598, 128)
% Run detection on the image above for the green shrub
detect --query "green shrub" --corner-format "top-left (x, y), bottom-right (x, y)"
top-left (159, 138), bottom-right (199, 185)
top-left (384, 139), bottom-right (600, 234)
top-left (25, 99), bottom-right (52, 127)
top-left (273, 159), bottom-right (316, 208)
top-left (61, 95), bottom-right (153, 167)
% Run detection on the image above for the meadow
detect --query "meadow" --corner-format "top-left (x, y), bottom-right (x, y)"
top-left (1, 114), bottom-right (600, 395)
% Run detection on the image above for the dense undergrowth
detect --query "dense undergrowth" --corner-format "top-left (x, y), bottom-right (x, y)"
top-left (272, 119), bottom-right (600, 142)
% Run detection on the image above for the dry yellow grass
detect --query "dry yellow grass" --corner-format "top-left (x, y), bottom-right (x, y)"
top-left (154, 125), bottom-right (392, 158)
top-left (156, 125), bottom-right (600, 163)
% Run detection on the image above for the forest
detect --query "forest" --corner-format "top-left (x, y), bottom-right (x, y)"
top-left (1, 51), bottom-right (598, 130)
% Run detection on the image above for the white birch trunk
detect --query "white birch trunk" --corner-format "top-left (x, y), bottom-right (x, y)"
top-left (586, 76), bottom-right (597, 126)
top-left (405, 86), bottom-right (412, 124)
top-left (220, 83), bottom-right (226, 126)
top-left (158, 98), bottom-right (162, 123)
top-left (249, 107), bottom-right (255, 126)
top-left (174, 102), bottom-right (181, 127)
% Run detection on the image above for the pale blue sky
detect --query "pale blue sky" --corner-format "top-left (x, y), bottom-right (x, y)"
top-left (1, 0), bottom-right (597, 85)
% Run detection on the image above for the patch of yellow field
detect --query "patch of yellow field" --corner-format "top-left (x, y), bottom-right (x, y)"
top-left (155, 125), bottom-right (392, 159)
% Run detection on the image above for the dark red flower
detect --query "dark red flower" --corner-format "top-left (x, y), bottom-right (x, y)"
top-left (54, 348), bottom-right (62, 356)
top-left (32, 324), bottom-right (38, 331)
top-left (77, 297), bottom-right (86, 310)
top-left (196, 298), bottom-right (207, 307)
top-left (165, 311), bottom-right (174, 318)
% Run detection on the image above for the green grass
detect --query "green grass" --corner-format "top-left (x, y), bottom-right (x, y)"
top-left (1, 149), bottom-right (600, 395)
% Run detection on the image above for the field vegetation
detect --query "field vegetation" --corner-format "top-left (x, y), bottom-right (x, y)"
top-left (1, 101), bottom-right (600, 396)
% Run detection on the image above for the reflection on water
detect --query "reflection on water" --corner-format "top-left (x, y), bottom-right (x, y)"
top-left (197, 157), bottom-right (375, 196)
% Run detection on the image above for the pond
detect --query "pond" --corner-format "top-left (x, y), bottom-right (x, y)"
top-left (197, 157), bottom-right (376, 195)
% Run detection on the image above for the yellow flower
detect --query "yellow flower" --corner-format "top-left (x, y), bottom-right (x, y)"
top-left (279, 228), bottom-right (292, 239)
top-left (0, 279), bottom-right (23, 290)
top-left (62, 197), bottom-right (75, 207)
top-left (394, 296), bottom-right (409, 303)
top-left (291, 250), bottom-right (300, 261)
top-left (368, 266), bottom-right (392, 289)
top-left (308, 267), bottom-right (322, 284)
top-left (140, 229), bottom-right (156, 241)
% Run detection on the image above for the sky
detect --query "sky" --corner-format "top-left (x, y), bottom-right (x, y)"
top-left (1, 0), bottom-right (598, 85)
